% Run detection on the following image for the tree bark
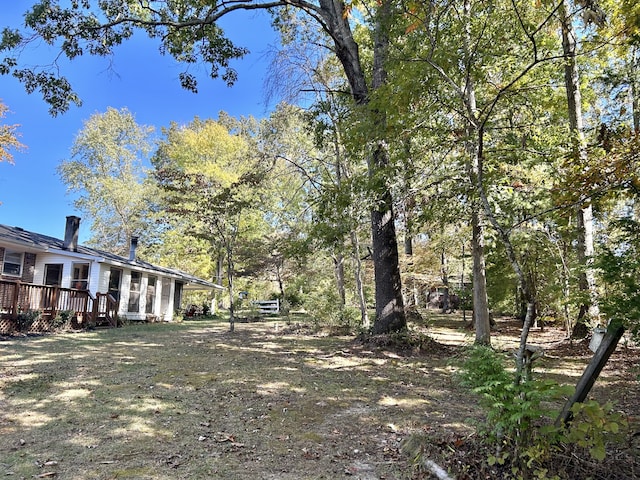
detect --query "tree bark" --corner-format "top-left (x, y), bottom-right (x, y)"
top-left (560, 0), bottom-right (600, 335)
top-left (323, 0), bottom-right (405, 333)
top-left (631, 46), bottom-right (640, 135)
top-left (333, 252), bottom-right (346, 306)
top-left (471, 209), bottom-right (491, 344)
top-left (440, 248), bottom-right (450, 313)
top-left (462, 0), bottom-right (491, 345)
top-left (351, 230), bottom-right (370, 329)
top-left (227, 245), bottom-right (235, 332)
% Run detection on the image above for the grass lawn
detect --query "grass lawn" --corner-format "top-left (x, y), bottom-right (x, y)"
top-left (0, 314), bottom-right (638, 479)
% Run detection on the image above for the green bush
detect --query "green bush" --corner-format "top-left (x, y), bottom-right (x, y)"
top-left (457, 345), bottom-right (626, 478)
top-left (53, 310), bottom-right (74, 329)
top-left (561, 400), bottom-right (627, 461)
top-left (16, 310), bottom-right (40, 332)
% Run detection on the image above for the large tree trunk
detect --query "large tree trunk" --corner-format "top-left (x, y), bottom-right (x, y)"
top-left (560, 0), bottom-right (600, 336)
top-left (321, 0), bottom-right (405, 333)
top-left (370, 0), bottom-right (406, 333)
top-left (370, 189), bottom-right (406, 333)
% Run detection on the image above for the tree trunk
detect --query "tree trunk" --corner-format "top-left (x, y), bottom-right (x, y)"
top-left (333, 252), bottom-right (346, 306)
top-left (370, 1), bottom-right (406, 333)
top-left (440, 248), bottom-right (450, 313)
top-left (560, 0), bottom-right (600, 336)
top-left (322, 0), bottom-right (405, 334)
top-left (404, 230), bottom-right (413, 256)
top-left (471, 210), bottom-right (492, 344)
top-left (403, 160), bottom-right (415, 256)
top-left (351, 230), bottom-right (370, 329)
top-left (371, 181), bottom-right (406, 334)
top-left (462, 0), bottom-right (491, 344)
top-left (227, 247), bottom-right (235, 332)
top-left (631, 46), bottom-right (640, 135)
top-left (215, 250), bottom-right (225, 316)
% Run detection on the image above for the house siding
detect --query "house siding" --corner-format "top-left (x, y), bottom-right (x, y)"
top-left (34, 253), bottom-right (94, 288)
top-left (1, 222), bottom-right (218, 326)
top-left (96, 264), bottom-right (112, 295)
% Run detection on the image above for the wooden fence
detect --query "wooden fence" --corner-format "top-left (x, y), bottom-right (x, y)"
top-left (251, 299), bottom-right (280, 315)
top-left (0, 280), bottom-right (118, 334)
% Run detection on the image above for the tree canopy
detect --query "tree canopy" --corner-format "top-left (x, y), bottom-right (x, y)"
top-left (0, 101), bottom-right (24, 164)
top-left (57, 106), bottom-right (156, 256)
top-left (3, 0), bottom-right (640, 343)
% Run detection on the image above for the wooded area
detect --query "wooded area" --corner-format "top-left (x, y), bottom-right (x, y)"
top-left (1, 0), bottom-right (640, 477)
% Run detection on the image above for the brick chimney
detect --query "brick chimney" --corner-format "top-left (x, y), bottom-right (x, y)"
top-left (129, 236), bottom-right (139, 262)
top-left (63, 216), bottom-right (80, 251)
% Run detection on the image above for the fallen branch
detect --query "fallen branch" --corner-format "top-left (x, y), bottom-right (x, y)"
top-left (556, 321), bottom-right (625, 426)
top-left (422, 459), bottom-right (455, 480)
top-left (401, 435), bottom-right (455, 480)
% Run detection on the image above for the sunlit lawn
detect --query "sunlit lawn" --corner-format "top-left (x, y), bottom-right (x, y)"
top-left (0, 317), bottom-right (474, 479)
top-left (1, 314), bottom-right (636, 479)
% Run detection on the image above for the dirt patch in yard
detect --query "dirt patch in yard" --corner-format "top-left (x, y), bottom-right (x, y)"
top-left (0, 315), bottom-right (638, 479)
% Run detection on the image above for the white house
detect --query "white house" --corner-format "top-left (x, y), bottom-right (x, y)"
top-left (0, 216), bottom-right (222, 326)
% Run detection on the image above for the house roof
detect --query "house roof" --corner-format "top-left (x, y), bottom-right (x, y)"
top-left (0, 223), bottom-right (223, 290)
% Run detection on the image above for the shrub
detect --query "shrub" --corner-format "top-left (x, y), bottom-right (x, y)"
top-left (457, 345), bottom-right (626, 478)
top-left (16, 310), bottom-right (40, 332)
top-left (53, 310), bottom-right (74, 330)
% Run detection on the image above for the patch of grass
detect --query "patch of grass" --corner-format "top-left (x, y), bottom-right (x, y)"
top-left (0, 316), bottom-right (637, 479)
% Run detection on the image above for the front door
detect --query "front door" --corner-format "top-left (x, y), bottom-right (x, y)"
top-left (43, 264), bottom-right (63, 309)
top-left (108, 268), bottom-right (122, 302)
top-left (160, 278), bottom-right (171, 319)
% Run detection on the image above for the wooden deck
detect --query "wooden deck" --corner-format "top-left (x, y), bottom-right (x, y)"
top-left (0, 280), bottom-right (118, 334)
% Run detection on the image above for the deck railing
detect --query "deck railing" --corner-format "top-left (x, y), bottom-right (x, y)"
top-left (0, 280), bottom-right (119, 332)
top-left (92, 292), bottom-right (119, 327)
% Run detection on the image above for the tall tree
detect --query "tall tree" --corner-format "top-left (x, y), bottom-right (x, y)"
top-left (57, 107), bottom-right (155, 255)
top-left (559, 0), bottom-right (602, 336)
top-left (392, 0), bottom-right (574, 355)
top-left (1, 0), bottom-right (407, 333)
top-left (153, 117), bottom-right (268, 331)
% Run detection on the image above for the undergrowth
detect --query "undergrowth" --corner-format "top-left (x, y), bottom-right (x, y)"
top-left (454, 345), bottom-right (628, 479)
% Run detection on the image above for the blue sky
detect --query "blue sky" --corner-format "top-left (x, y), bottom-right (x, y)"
top-left (0, 3), bottom-right (279, 243)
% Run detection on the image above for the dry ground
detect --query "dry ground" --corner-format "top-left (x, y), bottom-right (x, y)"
top-left (0, 314), bottom-right (638, 479)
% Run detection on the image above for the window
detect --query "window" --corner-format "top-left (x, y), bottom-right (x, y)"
top-left (146, 276), bottom-right (157, 314)
top-left (72, 263), bottom-right (90, 290)
top-left (2, 250), bottom-right (23, 276)
top-left (44, 264), bottom-right (63, 286)
top-left (128, 271), bottom-right (141, 312)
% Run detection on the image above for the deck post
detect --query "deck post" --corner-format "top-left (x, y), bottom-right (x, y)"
top-left (50, 286), bottom-right (60, 321)
top-left (91, 294), bottom-right (99, 326)
top-left (11, 281), bottom-right (20, 319)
